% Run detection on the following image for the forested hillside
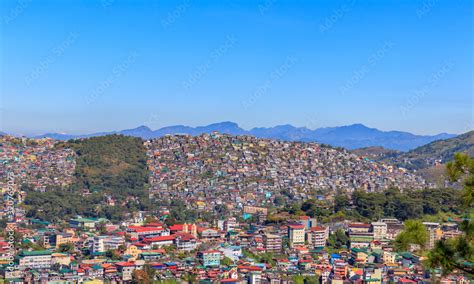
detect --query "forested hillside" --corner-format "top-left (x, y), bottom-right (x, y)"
top-left (23, 135), bottom-right (151, 222)
top-left (392, 131), bottom-right (474, 170)
top-left (66, 134), bottom-right (149, 198)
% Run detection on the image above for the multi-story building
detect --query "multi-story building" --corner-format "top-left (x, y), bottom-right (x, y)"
top-left (91, 236), bottom-right (125, 253)
top-left (224, 217), bottom-right (238, 232)
top-left (69, 218), bottom-right (98, 229)
top-left (349, 223), bottom-right (371, 233)
top-left (174, 233), bottom-right (197, 251)
top-left (116, 262), bottom-right (136, 281)
top-left (382, 250), bottom-right (396, 264)
top-left (199, 250), bottom-right (221, 267)
top-left (126, 225), bottom-right (169, 240)
top-left (307, 226), bottom-right (329, 249)
top-left (332, 260), bottom-right (348, 279)
top-left (18, 250), bottom-right (52, 270)
top-left (263, 233), bottom-right (282, 253)
top-left (288, 224), bottom-right (305, 247)
top-left (371, 222), bottom-right (387, 240)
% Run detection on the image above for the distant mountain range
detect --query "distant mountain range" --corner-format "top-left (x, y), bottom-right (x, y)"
top-left (0, 122), bottom-right (456, 151)
top-left (3, 122), bottom-right (459, 151)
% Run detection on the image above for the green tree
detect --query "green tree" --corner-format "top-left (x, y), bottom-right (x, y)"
top-left (395, 220), bottom-right (428, 252)
top-left (426, 153), bottom-right (474, 275)
top-left (328, 229), bottom-right (348, 249)
top-left (221, 256), bottom-right (234, 266)
top-left (57, 242), bottom-right (75, 253)
top-left (334, 194), bottom-right (350, 213)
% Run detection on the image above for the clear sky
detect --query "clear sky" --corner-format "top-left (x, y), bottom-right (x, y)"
top-left (0, 0), bottom-right (472, 135)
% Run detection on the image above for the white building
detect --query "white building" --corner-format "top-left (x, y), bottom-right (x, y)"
top-left (371, 222), bottom-right (387, 240)
top-left (91, 236), bottom-right (125, 253)
top-left (18, 250), bottom-right (52, 270)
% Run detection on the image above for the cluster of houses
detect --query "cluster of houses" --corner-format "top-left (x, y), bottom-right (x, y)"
top-left (0, 133), bottom-right (469, 282)
top-left (0, 136), bottom-right (76, 192)
top-left (145, 133), bottom-right (428, 207)
top-left (0, 211), bottom-right (469, 283)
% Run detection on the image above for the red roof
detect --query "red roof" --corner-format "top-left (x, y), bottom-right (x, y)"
top-left (220, 278), bottom-right (238, 283)
top-left (143, 235), bottom-right (175, 243)
top-left (398, 279), bottom-right (417, 283)
top-left (128, 226), bottom-right (164, 233)
top-left (288, 224), bottom-right (305, 229)
top-left (174, 232), bottom-right (196, 241)
top-left (116, 262), bottom-right (135, 267)
top-left (310, 226), bottom-right (326, 232)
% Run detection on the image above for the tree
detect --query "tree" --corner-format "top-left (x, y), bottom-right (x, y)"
top-left (105, 249), bottom-right (121, 260)
top-left (352, 191), bottom-right (384, 220)
top-left (221, 256), bottom-right (234, 266)
top-left (57, 242), bottom-right (75, 253)
top-left (273, 196), bottom-right (285, 206)
top-left (426, 153), bottom-right (474, 275)
top-left (132, 269), bottom-right (149, 284)
top-left (182, 272), bottom-right (197, 283)
top-left (328, 229), bottom-right (348, 249)
top-left (334, 194), bottom-right (350, 213)
top-left (446, 153), bottom-right (474, 208)
top-left (395, 220), bottom-right (428, 252)
top-left (142, 264), bottom-right (156, 282)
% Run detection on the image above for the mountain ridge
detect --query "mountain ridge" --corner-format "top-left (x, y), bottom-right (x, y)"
top-left (4, 122), bottom-right (460, 151)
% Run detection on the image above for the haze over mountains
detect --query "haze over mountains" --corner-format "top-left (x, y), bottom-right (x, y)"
top-left (15, 122), bottom-right (458, 151)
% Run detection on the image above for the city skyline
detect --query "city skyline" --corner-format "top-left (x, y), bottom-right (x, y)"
top-left (1, 0), bottom-right (472, 135)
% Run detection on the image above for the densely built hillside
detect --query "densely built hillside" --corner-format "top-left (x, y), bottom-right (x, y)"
top-left (146, 133), bottom-right (427, 203)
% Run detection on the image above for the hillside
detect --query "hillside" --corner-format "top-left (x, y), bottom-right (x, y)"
top-left (65, 134), bottom-right (149, 198)
top-left (386, 131), bottom-right (474, 170)
top-left (351, 146), bottom-right (401, 161)
top-left (22, 135), bottom-right (151, 222)
top-left (146, 133), bottom-right (427, 205)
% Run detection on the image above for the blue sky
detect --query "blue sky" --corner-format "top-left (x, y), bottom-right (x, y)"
top-left (0, 0), bottom-right (472, 135)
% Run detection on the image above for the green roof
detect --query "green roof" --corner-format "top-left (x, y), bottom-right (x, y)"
top-left (140, 252), bottom-right (163, 255)
top-left (351, 247), bottom-right (368, 253)
top-left (20, 250), bottom-right (52, 256)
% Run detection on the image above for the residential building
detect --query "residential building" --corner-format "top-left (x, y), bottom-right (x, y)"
top-left (371, 222), bottom-right (387, 240)
top-left (308, 226), bottom-right (329, 249)
top-left (200, 250), bottom-right (221, 267)
top-left (18, 250), bottom-right (52, 270)
top-left (263, 233), bottom-right (282, 253)
top-left (288, 224), bottom-right (305, 247)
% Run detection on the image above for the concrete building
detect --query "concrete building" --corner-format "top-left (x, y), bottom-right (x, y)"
top-left (91, 236), bottom-right (125, 253)
top-left (18, 250), bottom-right (52, 270)
top-left (288, 223), bottom-right (305, 247)
top-left (263, 233), bottom-right (282, 253)
top-left (199, 250), bottom-right (221, 267)
top-left (308, 226), bottom-right (329, 249)
top-left (371, 222), bottom-right (387, 240)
